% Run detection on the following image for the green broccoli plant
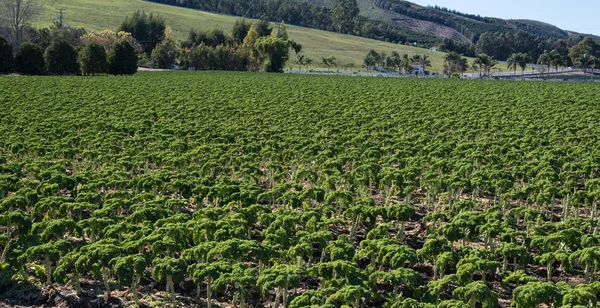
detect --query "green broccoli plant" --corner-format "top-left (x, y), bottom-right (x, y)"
top-left (187, 261), bottom-right (231, 308)
top-left (23, 240), bottom-right (71, 285)
top-left (452, 281), bottom-right (497, 308)
top-left (501, 270), bottom-right (536, 289)
top-left (111, 254), bottom-right (147, 306)
top-left (498, 242), bottom-right (529, 272)
top-left (385, 202), bottom-right (414, 242)
top-left (370, 268), bottom-right (421, 300)
top-left (257, 264), bottom-right (306, 308)
top-left (325, 284), bottom-right (372, 308)
top-left (569, 247), bottom-right (600, 283)
top-left (151, 256), bottom-right (187, 306)
top-left (534, 250), bottom-right (569, 281)
top-left (417, 236), bottom-right (452, 280)
top-left (214, 263), bottom-right (257, 308)
top-left (512, 281), bottom-right (561, 308)
top-left (558, 281), bottom-right (600, 307)
top-left (427, 274), bottom-right (458, 306)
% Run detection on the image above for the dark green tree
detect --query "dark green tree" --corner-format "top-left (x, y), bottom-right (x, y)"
top-left (331, 0), bottom-right (359, 34)
top-left (232, 19), bottom-right (251, 44)
top-left (44, 41), bottom-right (79, 75)
top-left (78, 42), bottom-right (108, 75)
top-left (15, 42), bottom-right (44, 75)
top-left (151, 38), bottom-right (179, 69)
top-left (253, 16), bottom-right (273, 38)
top-left (108, 41), bottom-right (138, 75)
top-left (118, 11), bottom-right (166, 54)
top-left (0, 36), bottom-right (14, 73)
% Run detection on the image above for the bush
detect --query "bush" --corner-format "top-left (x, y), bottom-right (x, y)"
top-left (0, 36), bottom-right (14, 74)
top-left (254, 37), bottom-right (293, 73)
top-left (15, 43), bottom-right (45, 75)
top-left (45, 41), bottom-right (79, 75)
top-left (108, 41), bottom-right (138, 75)
top-left (79, 42), bottom-right (108, 75)
top-left (151, 39), bottom-right (179, 69)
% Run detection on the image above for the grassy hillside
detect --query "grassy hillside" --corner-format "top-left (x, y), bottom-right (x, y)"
top-left (35, 0), bottom-right (452, 71)
top-left (303, 0), bottom-right (469, 42)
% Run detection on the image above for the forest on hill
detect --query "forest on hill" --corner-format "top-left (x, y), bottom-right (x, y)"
top-left (147, 0), bottom-right (599, 60)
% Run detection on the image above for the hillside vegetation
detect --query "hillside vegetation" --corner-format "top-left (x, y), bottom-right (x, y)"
top-left (304, 0), bottom-right (470, 42)
top-left (306, 0), bottom-right (594, 43)
top-left (35, 0), bottom-right (450, 71)
top-left (140, 0), bottom-right (598, 64)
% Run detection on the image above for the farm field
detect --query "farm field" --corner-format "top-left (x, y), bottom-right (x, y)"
top-left (34, 0), bottom-right (450, 71)
top-left (2, 72), bottom-right (600, 307)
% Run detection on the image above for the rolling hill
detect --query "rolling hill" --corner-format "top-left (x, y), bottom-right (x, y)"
top-left (303, 0), bottom-right (470, 43)
top-left (137, 0), bottom-right (599, 63)
top-left (314, 0), bottom-right (599, 43)
top-left (35, 0), bottom-right (452, 71)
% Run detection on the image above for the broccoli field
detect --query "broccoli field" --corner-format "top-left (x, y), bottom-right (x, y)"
top-left (2, 72), bottom-right (600, 307)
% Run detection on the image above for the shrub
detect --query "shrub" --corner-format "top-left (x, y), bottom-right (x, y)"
top-left (151, 39), bottom-right (179, 69)
top-left (79, 43), bottom-right (108, 75)
top-left (45, 41), bottom-right (79, 75)
top-left (0, 36), bottom-right (14, 74)
top-left (108, 41), bottom-right (138, 75)
top-left (15, 43), bottom-right (45, 75)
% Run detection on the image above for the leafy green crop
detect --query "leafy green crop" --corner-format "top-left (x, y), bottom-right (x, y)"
top-left (2, 71), bottom-right (600, 307)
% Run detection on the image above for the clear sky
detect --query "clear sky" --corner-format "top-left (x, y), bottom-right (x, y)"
top-left (408, 0), bottom-right (600, 36)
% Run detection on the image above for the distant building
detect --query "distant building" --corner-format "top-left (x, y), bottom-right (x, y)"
top-left (430, 46), bottom-right (440, 51)
top-left (412, 62), bottom-right (424, 75)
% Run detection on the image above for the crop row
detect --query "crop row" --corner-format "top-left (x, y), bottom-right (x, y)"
top-left (2, 72), bottom-right (600, 307)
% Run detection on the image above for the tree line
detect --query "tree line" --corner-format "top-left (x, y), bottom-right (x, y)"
top-left (360, 45), bottom-right (594, 79)
top-left (361, 49), bottom-right (432, 75)
top-left (146, 0), bottom-right (439, 45)
top-left (153, 18), bottom-right (301, 73)
top-left (0, 35), bottom-right (138, 75)
top-left (0, 7), bottom-right (303, 75)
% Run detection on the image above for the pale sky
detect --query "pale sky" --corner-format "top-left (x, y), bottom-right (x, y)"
top-left (409, 0), bottom-right (600, 36)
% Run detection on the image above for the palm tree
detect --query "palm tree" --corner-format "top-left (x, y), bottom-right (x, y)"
top-left (401, 54), bottom-right (412, 74)
top-left (549, 50), bottom-right (564, 77)
top-left (486, 59), bottom-right (498, 78)
top-left (538, 51), bottom-right (552, 79)
top-left (459, 57), bottom-right (469, 76)
top-left (443, 52), bottom-right (462, 77)
top-left (304, 57), bottom-right (312, 73)
top-left (295, 54), bottom-right (305, 74)
top-left (473, 53), bottom-right (490, 78)
top-left (379, 51), bottom-right (388, 68)
top-left (364, 55), bottom-right (376, 73)
top-left (518, 53), bottom-right (532, 76)
top-left (421, 54), bottom-right (432, 73)
top-left (322, 55), bottom-right (336, 73)
top-left (507, 53), bottom-right (520, 77)
top-left (343, 62), bottom-right (355, 73)
top-left (389, 51), bottom-right (401, 73)
top-left (576, 53), bottom-right (596, 75)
